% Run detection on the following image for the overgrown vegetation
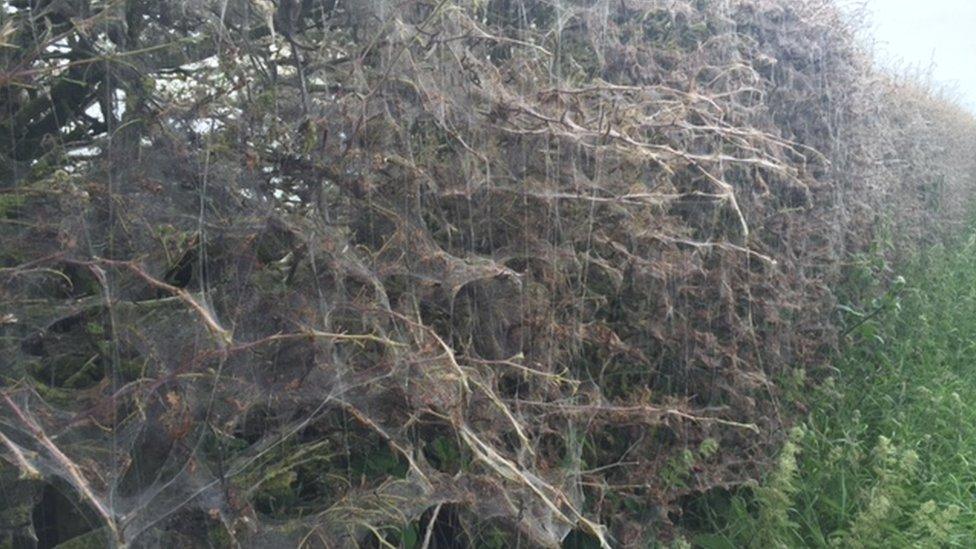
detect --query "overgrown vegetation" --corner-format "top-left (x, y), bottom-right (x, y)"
top-left (685, 220), bottom-right (976, 547)
top-left (1, 0), bottom-right (975, 547)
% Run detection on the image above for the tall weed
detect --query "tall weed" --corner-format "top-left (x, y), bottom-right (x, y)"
top-left (687, 225), bottom-right (976, 547)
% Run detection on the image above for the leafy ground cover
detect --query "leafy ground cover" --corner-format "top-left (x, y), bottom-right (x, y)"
top-left (684, 225), bottom-right (976, 547)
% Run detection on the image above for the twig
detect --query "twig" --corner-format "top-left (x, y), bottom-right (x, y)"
top-left (419, 503), bottom-right (442, 549)
top-left (2, 393), bottom-right (121, 544)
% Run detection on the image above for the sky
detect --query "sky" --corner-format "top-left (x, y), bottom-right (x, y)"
top-left (864, 0), bottom-right (976, 111)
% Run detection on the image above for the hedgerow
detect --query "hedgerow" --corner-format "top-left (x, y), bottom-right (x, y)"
top-left (1, 0), bottom-right (974, 546)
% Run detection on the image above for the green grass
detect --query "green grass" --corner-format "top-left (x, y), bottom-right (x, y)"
top-left (684, 232), bottom-right (976, 548)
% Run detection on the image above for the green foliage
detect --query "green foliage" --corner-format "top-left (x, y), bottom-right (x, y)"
top-left (661, 438), bottom-right (722, 491)
top-left (0, 192), bottom-right (26, 218)
top-left (426, 435), bottom-right (467, 474)
top-left (686, 223), bottom-right (976, 547)
top-left (253, 469), bottom-right (299, 515)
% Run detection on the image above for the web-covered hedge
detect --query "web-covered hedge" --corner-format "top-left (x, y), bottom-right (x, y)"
top-left (1, 0), bottom-right (974, 546)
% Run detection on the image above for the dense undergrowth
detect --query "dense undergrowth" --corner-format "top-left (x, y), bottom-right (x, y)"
top-left (684, 216), bottom-right (976, 547)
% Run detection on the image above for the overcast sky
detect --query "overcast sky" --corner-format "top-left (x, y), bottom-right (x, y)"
top-left (865, 0), bottom-right (976, 111)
